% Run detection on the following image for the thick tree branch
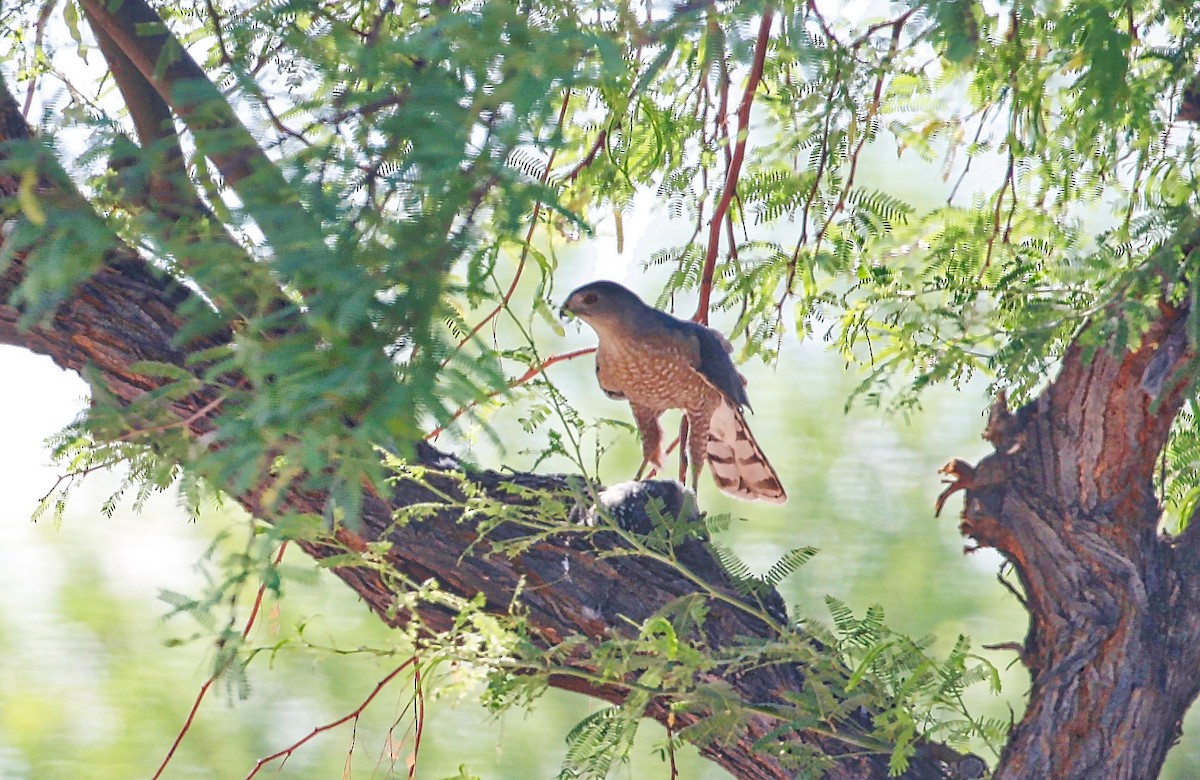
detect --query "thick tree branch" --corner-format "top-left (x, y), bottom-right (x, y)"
top-left (0, 74), bottom-right (971, 780)
top-left (84, 6), bottom-right (185, 189)
top-left (943, 292), bottom-right (1200, 779)
top-left (81, 4), bottom-right (269, 318)
top-left (0, 258), bottom-right (966, 780)
top-left (78, 0), bottom-right (330, 272)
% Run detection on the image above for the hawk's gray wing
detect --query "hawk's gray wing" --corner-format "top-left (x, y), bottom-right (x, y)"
top-left (650, 310), bottom-right (750, 410)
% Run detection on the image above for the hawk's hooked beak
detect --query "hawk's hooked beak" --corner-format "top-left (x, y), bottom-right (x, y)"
top-left (558, 296), bottom-right (575, 320)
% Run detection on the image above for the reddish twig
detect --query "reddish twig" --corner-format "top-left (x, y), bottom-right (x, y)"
top-left (344, 718), bottom-right (359, 776)
top-left (642, 432), bottom-right (683, 481)
top-left (22, 0), bottom-right (55, 118)
top-left (847, 6), bottom-right (920, 49)
top-left (667, 711), bottom-right (680, 779)
top-left (244, 657), bottom-right (419, 779)
top-left (203, 0), bottom-right (233, 68)
top-left (980, 4), bottom-right (1022, 280)
top-left (241, 545), bottom-right (286, 640)
top-left (38, 461), bottom-right (114, 504)
top-left (805, 0), bottom-right (843, 48)
top-left (709, 18), bottom-right (734, 276)
top-left (365, 0), bottom-right (398, 47)
top-left (694, 11), bottom-right (774, 325)
top-left (792, 76), bottom-right (839, 246)
top-left (947, 103), bottom-right (994, 204)
top-left (152, 542), bottom-right (289, 780)
top-left (812, 16), bottom-right (903, 250)
top-left (677, 415), bottom-right (690, 483)
top-left (562, 128), bottom-right (609, 183)
top-left (426, 346), bottom-right (597, 439)
top-left (780, 4), bottom-right (920, 312)
top-left (409, 661), bottom-right (425, 779)
top-left (114, 394), bottom-right (226, 443)
top-left (710, 6), bottom-right (729, 174)
top-left (378, 666), bottom-right (422, 775)
top-left (979, 151), bottom-right (1016, 279)
top-left (449, 91), bottom-right (573, 362)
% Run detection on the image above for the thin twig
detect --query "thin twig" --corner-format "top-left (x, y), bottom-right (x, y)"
top-left (448, 91), bottom-right (573, 360)
top-left (947, 103), bottom-right (994, 204)
top-left (694, 10), bottom-right (774, 324)
top-left (114, 394), bottom-right (226, 443)
top-left (426, 346), bottom-right (597, 439)
top-left (805, 0), bottom-right (843, 49)
top-left (244, 657), bottom-right (419, 779)
top-left (781, 73), bottom-right (840, 308)
top-left (562, 128), bottom-right (609, 183)
top-left (365, 0), bottom-right (398, 47)
top-left (203, 0), bottom-right (233, 68)
top-left (409, 661), bottom-right (425, 779)
top-left (152, 542), bottom-right (289, 780)
top-left (22, 0), bottom-right (55, 118)
top-left (667, 711), bottom-right (680, 779)
top-left (847, 6), bottom-right (920, 49)
top-left (677, 415), bottom-right (690, 483)
top-left (37, 461), bottom-right (111, 504)
top-left (812, 17), bottom-right (903, 251)
top-left (980, 135), bottom-right (1016, 279)
top-left (980, 4), bottom-right (1022, 279)
top-left (781, 4), bottom-right (920, 311)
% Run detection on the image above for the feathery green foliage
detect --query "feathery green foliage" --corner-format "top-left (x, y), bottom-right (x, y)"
top-left (8, 0), bottom-right (1200, 506)
top-left (7, 0), bottom-right (1200, 775)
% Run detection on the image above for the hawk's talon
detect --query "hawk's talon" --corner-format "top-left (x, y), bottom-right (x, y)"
top-left (635, 456), bottom-right (663, 481)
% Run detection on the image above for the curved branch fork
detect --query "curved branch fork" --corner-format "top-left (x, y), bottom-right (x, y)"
top-left (941, 304), bottom-right (1200, 779)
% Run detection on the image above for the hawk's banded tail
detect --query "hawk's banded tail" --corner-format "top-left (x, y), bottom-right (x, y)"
top-left (705, 402), bottom-right (787, 504)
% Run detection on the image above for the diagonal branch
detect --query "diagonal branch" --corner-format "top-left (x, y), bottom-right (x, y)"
top-left (152, 542), bottom-right (289, 780)
top-left (78, 0), bottom-right (330, 272)
top-left (244, 657), bottom-right (419, 779)
top-left (0, 72), bottom-right (971, 780)
top-left (84, 4), bottom-right (185, 189)
top-left (82, 3), bottom-right (269, 317)
top-left (694, 10), bottom-right (773, 325)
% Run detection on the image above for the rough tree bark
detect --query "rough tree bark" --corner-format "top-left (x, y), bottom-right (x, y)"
top-left (0, 79), bottom-right (975, 779)
top-left (940, 299), bottom-right (1200, 779)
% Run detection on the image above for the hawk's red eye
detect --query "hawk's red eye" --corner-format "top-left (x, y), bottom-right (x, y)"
top-left (583, 293), bottom-right (598, 305)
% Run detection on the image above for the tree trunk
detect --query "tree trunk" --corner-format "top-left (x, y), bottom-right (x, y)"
top-left (0, 77), bottom-right (974, 780)
top-left (943, 301), bottom-right (1200, 779)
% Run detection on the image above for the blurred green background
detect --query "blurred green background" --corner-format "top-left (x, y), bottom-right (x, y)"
top-left (0, 324), bottom-right (1006, 780)
top-left (3, 145), bottom-right (1200, 779)
top-left (7, 332), bottom-right (1200, 778)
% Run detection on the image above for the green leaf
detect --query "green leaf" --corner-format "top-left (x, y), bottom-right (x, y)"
top-left (536, 297), bottom-right (566, 336)
top-left (17, 169), bottom-right (46, 225)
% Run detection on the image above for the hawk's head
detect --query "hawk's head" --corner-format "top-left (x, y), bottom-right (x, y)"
top-left (560, 281), bottom-right (646, 328)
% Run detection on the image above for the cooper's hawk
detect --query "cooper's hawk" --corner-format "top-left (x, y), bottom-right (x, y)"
top-left (560, 281), bottom-right (787, 503)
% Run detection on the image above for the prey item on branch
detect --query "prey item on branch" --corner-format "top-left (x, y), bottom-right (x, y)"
top-left (561, 281), bottom-right (786, 503)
